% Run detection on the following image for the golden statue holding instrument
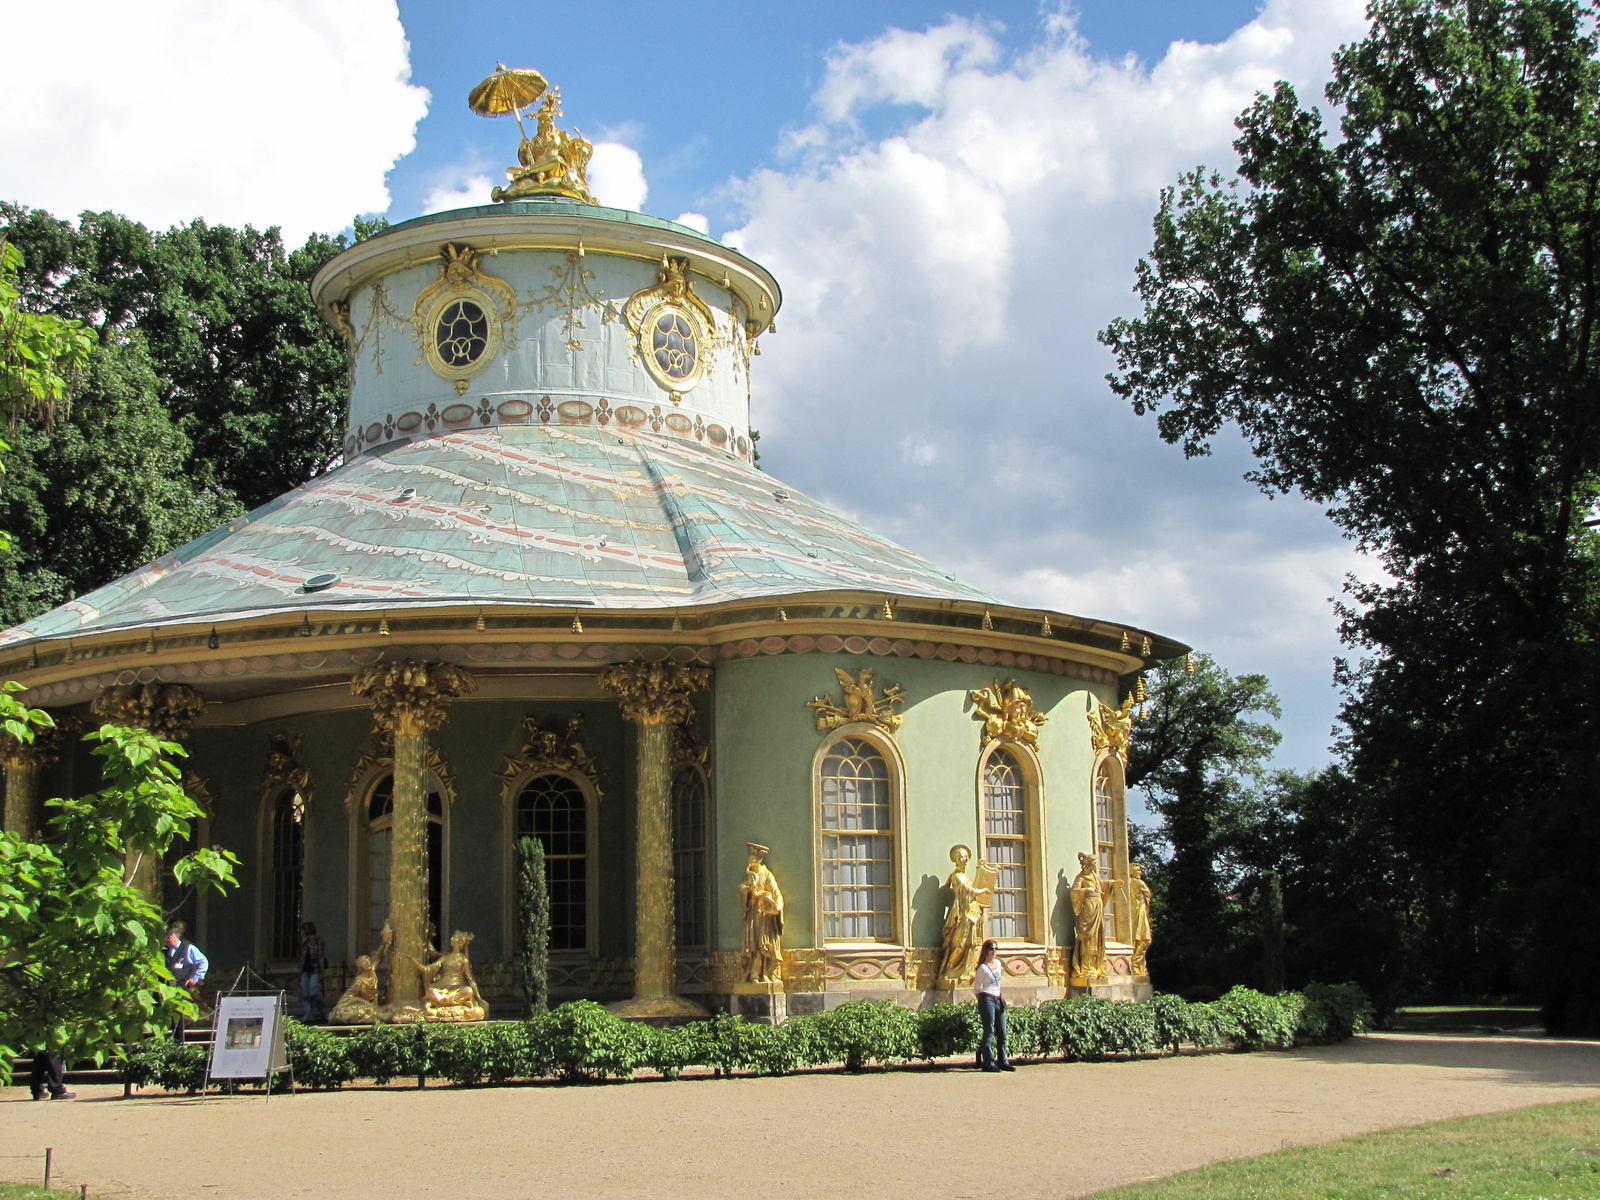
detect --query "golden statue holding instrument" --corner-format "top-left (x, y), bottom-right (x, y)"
top-left (1070, 851), bottom-right (1119, 984)
top-left (937, 844), bottom-right (996, 989)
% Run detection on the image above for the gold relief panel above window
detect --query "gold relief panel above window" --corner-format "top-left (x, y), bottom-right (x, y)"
top-left (624, 256), bottom-right (715, 398)
top-left (412, 243), bottom-right (518, 382)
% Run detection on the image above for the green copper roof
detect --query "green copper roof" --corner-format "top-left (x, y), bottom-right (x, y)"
top-left (0, 425), bottom-right (998, 647)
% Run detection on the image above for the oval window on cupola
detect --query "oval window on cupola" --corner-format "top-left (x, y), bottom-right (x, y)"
top-left (435, 298), bottom-right (490, 368)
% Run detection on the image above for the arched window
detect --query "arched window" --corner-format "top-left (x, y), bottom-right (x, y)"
top-left (671, 766), bottom-right (708, 950)
top-left (515, 774), bottom-right (588, 952)
top-left (982, 749), bottom-right (1030, 940)
top-left (1093, 757), bottom-right (1129, 940)
top-left (818, 736), bottom-right (895, 941)
top-left (366, 774), bottom-right (444, 953)
top-left (269, 788), bottom-right (305, 959)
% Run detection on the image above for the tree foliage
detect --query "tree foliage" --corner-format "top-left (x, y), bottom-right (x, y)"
top-left (1101, 0), bottom-right (1600, 1027)
top-left (0, 204), bottom-right (359, 623)
top-left (516, 836), bottom-right (551, 1016)
top-left (0, 690), bottom-right (239, 1078)
top-left (1128, 655), bottom-right (1282, 996)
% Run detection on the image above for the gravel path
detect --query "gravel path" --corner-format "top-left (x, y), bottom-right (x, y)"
top-left (5, 1033), bottom-right (1599, 1200)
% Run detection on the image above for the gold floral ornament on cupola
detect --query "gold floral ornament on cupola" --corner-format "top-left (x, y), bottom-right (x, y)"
top-left (469, 63), bottom-right (596, 204)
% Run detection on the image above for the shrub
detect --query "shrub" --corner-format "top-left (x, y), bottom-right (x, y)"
top-left (917, 1001), bottom-right (979, 1061)
top-left (1214, 985), bottom-right (1300, 1050)
top-left (815, 1000), bottom-right (918, 1071)
top-left (547, 1000), bottom-right (641, 1081)
top-left (516, 836), bottom-right (550, 1017)
top-left (284, 1019), bottom-right (354, 1090)
top-left (1149, 992), bottom-right (1192, 1053)
top-left (431, 1026), bottom-right (492, 1086)
top-left (348, 1021), bottom-right (433, 1085)
top-left (1003, 1002), bottom-right (1045, 1061)
top-left (1298, 981), bottom-right (1373, 1044)
top-left (119, 1037), bottom-right (207, 1093)
top-left (643, 1023), bottom-right (697, 1080)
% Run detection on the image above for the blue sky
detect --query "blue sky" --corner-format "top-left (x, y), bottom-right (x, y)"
top-left (388, 1), bottom-right (1268, 228)
top-left (1, 0), bottom-right (1374, 775)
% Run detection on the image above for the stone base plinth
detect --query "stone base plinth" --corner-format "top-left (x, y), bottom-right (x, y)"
top-left (729, 982), bottom-right (786, 1024)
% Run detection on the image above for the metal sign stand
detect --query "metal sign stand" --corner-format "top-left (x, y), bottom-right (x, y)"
top-left (204, 966), bottom-right (293, 1101)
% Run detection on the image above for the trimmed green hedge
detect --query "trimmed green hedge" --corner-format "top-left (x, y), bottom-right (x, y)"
top-left (120, 983), bottom-right (1372, 1093)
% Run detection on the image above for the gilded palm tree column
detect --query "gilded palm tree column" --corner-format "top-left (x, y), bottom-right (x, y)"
top-left (599, 662), bottom-right (710, 1019)
top-left (90, 685), bottom-right (205, 900)
top-left (352, 661), bottom-right (475, 1010)
top-left (0, 714), bottom-right (75, 838)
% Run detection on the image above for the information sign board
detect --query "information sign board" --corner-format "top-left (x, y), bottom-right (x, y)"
top-left (208, 994), bottom-right (288, 1080)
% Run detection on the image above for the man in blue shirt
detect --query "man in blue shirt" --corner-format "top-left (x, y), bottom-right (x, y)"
top-left (164, 924), bottom-right (209, 1036)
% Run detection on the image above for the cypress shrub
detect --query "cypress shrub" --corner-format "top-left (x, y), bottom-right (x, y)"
top-left (516, 835), bottom-right (551, 1016)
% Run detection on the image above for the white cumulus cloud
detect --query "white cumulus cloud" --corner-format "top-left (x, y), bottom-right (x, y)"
top-left (674, 212), bottom-right (712, 234)
top-left (424, 174), bottom-right (494, 214)
top-left (0, 0), bottom-right (429, 243)
top-left (728, 0), bottom-right (1371, 767)
top-left (589, 143), bottom-right (648, 211)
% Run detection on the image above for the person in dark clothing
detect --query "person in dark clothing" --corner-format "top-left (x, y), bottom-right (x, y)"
top-left (300, 921), bottom-right (329, 1023)
top-left (29, 1050), bottom-right (73, 1100)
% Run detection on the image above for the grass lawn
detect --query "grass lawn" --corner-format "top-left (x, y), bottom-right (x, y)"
top-left (1081, 1098), bottom-right (1600, 1199)
top-left (0, 1185), bottom-right (68, 1200)
top-left (1389, 1005), bottom-right (1541, 1034)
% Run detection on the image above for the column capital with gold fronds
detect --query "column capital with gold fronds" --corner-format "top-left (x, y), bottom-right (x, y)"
top-left (598, 662), bottom-right (710, 725)
top-left (351, 661), bottom-right (477, 737)
top-left (0, 710), bottom-right (80, 771)
top-left (91, 683), bottom-right (205, 742)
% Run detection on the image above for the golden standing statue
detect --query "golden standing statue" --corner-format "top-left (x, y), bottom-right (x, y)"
top-left (937, 845), bottom-right (995, 989)
top-left (1070, 852), bottom-right (1118, 984)
top-left (412, 931), bottom-right (489, 1022)
top-left (1130, 862), bottom-right (1154, 977)
top-left (737, 844), bottom-right (784, 984)
top-left (328, 921), bottom-right (393, 1024)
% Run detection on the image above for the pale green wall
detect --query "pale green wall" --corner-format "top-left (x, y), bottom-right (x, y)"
top-left (712, 653), bottom-right (1113, 953)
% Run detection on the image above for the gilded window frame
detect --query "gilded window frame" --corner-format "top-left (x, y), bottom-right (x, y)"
top-left (501, 764), bottom-right (602, 959)
top-left (810, 724), bottom-right (910, 949)
top-left (974, 739), bottom-right (1049, 947)
top-left (1091, 751), bottom-right (1133, 945)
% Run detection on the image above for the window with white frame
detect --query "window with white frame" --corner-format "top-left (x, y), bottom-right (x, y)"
top-left (1094, 759), bottom-right (1119, 938)
top-left (819, 736), bottom-right (894, 940)
top-left (982, 748), bottom-right (1030, 940)
top-left (515, 773), bottom-right (588, 952)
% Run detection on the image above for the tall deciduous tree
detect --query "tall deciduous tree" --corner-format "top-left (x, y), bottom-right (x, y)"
top-left (1101, 0), bottom-right (1600, 1027)
top-left (0, 700), bottom-right (238, 1079)
top-left (1128, 655), bottom-right (1281, 994)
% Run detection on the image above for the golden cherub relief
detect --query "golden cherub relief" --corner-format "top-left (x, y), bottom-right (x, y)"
top-left (807, 667), bottom-right (906, 734)
top-left (969, 678), bottom-right (1048, 750)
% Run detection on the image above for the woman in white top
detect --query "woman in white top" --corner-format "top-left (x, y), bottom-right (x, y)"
top-left (973, 938), bottom-right (1013, 1071)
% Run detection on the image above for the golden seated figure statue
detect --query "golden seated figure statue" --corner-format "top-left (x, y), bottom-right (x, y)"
top-left (328, 920), bottom-right (392, 1024)
top-left (411, 930), bottom-right (488, 1022)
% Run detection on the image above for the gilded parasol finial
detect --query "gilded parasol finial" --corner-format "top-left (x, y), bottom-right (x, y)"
top-left (469, 64), bottom-right (596, 205)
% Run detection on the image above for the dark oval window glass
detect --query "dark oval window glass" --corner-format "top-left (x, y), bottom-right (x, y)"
top-left (651, 309), bottom-right (697, 381)
top-left (435, 299), bottom-right (489, 368)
